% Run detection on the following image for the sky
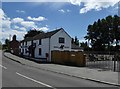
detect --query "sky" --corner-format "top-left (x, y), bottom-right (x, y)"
top-left (0, 0), bottom-right (119, 44)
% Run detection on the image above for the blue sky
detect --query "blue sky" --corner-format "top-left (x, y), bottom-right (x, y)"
top-left (1, 1), bottom-right (119, 43)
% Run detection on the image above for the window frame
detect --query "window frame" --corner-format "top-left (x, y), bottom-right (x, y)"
top-left (22, 42), bottom-right (24, 46)
top-left (22, 49), bottom-right (24, 53)
top-left (25, 49), bottom-right (27, 53)
top-left (25, 41), bottom-right (27, 45)
top-left (31, 40), bottom-right (33, 45)
top-left (39, 39), bottom-right (41, 45)
top-left (59, 37), bottom-right (65, 43)
top-left (39, 48), bottom-right (42, 55)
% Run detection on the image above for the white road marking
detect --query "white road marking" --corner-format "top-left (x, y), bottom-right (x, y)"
top-left (16, 72), bottom-right (53, 88)
top-left (0, 64), bottom-right (7, 69)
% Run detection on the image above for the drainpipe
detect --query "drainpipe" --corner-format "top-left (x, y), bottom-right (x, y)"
top-left (49, 37), bottom-right (51, 62)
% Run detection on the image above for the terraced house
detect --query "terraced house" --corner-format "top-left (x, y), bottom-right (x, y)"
top-left (20, 28), bottom-right (72, 62)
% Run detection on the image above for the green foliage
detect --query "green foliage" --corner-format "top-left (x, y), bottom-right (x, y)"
top-left (80, 42), bottom-right (89, 51)
top-left (85, 15), bottom-right (120, 51)
top-left (0, 41), bottom-right (2, 50)
top-left (2, 39), bottom-right (10, 50)
top-left (74, 36), bottom-right (79, 45)
top-left (71, 38), bottom-right (74, 44)
top-left (72, 36), bottom-right (79, 46)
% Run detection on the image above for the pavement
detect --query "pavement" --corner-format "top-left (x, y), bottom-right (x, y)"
top-left (3, 52), bottom-right (120, 87)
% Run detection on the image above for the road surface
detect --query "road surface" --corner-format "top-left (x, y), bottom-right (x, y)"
top-left (0, 51), bottom-right (118, 88)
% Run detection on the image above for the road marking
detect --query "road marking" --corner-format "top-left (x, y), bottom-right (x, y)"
top-left (0, 64), bottom-right (7, 69)
top-left (16, 72), bottom-right (54, 88)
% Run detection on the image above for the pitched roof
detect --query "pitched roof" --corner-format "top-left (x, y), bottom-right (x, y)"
top-left (20, 37), bottom-right (33, 43)
top-left (21, 28), bottom-right (62, 42)
top-left (33, 28), bottom-right (62, 40)
top-left (9, 40), bottom-right (20, 44)
top-left (71, 43), bottom-right (83, 50)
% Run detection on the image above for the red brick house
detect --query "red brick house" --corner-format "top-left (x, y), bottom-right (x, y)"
top-left (9, 35), bottom-right (20, 55)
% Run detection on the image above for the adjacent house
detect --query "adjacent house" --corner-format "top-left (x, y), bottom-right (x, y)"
top-left (9, 35), bottom-right (20, 55)
top-left (20, 28), bottom-right (72, 62)
top-left (71, 43), bottom-right (83, 51)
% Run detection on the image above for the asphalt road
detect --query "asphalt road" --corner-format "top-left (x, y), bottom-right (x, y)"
top-left (0, 51), bottom-right (119, 88)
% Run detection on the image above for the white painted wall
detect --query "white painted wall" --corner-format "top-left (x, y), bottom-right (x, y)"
top-left (25, 41), bottom-right (32, 56)
top-left (34, 38), bottom-right (49, 59)
top-left (50, 29), bottom-right (72, 51)
top-left (20, 41), bottom-right (32, 56)
top-left (21, 42), bottom-right (25, 55)
top-left (50, 29), bottom-right (72, 61)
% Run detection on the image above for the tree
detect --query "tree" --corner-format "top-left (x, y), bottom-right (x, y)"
top-left (85, 15), bottom-right (120, 51)
top-left (80, 41), bottom-right (89, 51)
top-left (112, 15), bottom-right (120, 48)
top-left (0, 41), bottom-right (2, 50)
top-left (2, 39), bottom-right (10, 50)
top-left (74, 36), bottom-right (79, 45)
top-left (24, 29), bottom-right (44, 38)
top-left (71, 36), bottom-right (79, 46)
top-left (71, 38), bottom-right (74, 44)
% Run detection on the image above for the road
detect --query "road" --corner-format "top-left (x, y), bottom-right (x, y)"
top-left (0, 51), bottom-right (118, 88)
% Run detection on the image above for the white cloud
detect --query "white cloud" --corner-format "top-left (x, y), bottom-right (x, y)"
top-left (70, 0), bottom-right (119, 14)
top-left (66, 9), bottom-right (71, 12)
top-left (80, 1), bottom-right (118, 14)
top-left (12, 17), bottom-right (37, 28)
top-left (0, 9), bottom-right (6, 19)
top-left (21, 21), bottom-right (36, 28)
top-left (27, 16), bottom-right (46, 21)
top-left (16, 10), bottom-right (25, 13)
top-left (1, 9), bottom-right (49, 43)
top-left (58, 9), bottom-right (71, 13)
top-left (0, 9), bottom-right (11, 32)
top-left (14, 25), bottom-right (27, 31)
top-left (58, 9), bottom-right (65, 13)
top-left (14, 25), bottom-right (19, 29)
top-left (19, 27), bottom-right (27, 31)
top-left (70, 0), bottom-right (82, 6)
top-left (38, 27), bottom-right (49, 31)
top-left (2, 20), bottom-right (11, 30)
top-left (0, 9), bottom-right (27, 43)
top-left (12, 17), bottom-right (24, 23)
top-left (1, 29), bottom-right (27, 42)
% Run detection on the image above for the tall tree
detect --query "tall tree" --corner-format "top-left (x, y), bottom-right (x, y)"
top-left (71, 36), bottom-right (79, 46)
top-left (112, 15), bottom-right (120, 47)
top-left (71, 38), bottom-right (74, 44)
top-left (3, 39), bottom-right (10, 50)
top-left (74, 36), bottom-right (79, 45)
top-left (80, 42), bottom-right (89, 51)
top-left (85, 15), bottom-right (120, 51)
top-left (0, 41), bottom-right (2, 50)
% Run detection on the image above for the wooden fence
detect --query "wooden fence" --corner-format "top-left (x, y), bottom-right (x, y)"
top-left (51, 51), bottom-right (86, 67)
